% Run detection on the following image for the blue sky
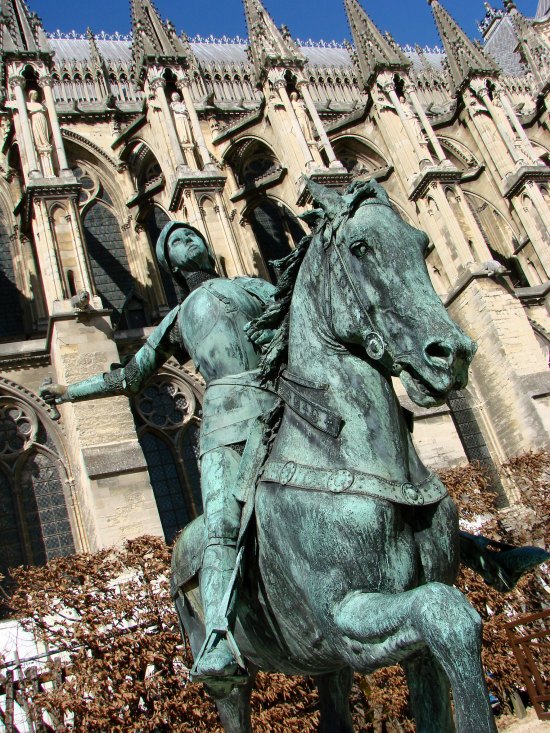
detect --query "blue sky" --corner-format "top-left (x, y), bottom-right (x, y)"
top-left (29, 0), bottom-right (538, 47)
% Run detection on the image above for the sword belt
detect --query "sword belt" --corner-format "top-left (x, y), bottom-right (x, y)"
top-left (261, 459), bottom-right (447, 507)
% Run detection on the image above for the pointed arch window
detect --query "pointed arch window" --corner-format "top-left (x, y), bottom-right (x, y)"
top-left (144, 205), bottom-right (186, 309)
top-left (0, 215), bottom-right (24, 340)
top-left (0, 389), bottom-right (75, 587)
top-left (249, 200), bottom-right (305, 281)
top-left (82, 200), bottom-right (139, 327)
top-left (132, 370), bottom-right (202, 543)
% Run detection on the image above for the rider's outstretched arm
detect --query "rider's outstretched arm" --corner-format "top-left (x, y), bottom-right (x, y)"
top-left (41, 308), bottom-right (180, 405)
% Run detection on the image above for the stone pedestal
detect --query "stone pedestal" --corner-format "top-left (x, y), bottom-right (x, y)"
top-left (49, 301), bottom-right (163, 550)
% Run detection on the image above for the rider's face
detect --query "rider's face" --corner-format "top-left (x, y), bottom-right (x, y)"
top-left (167, 228), bottom-right (211, 273)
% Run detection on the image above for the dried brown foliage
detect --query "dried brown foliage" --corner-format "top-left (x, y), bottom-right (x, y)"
top-left (2, 454), bottom-right (548, 731)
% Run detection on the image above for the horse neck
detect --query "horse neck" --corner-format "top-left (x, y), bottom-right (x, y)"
top-left (284, 239), bottom-right (419, 482)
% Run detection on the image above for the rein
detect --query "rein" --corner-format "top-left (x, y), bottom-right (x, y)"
top-left (321, 208), bottom-right (395, 369)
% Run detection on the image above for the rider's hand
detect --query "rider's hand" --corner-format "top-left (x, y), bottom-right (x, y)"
top-left (244, 322), bottom-right (276, 349)
top-left (40, 379), bottom-right (68, 405)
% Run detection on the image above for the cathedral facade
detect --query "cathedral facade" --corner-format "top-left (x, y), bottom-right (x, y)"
top-left (0, 0), bottom-right (548, 568)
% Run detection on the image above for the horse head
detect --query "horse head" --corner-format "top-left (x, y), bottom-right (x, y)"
top-left (305, 178), bottom-right (477, 408)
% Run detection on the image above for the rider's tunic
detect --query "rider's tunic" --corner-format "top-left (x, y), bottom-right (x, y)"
top-left (176, 277), bottom-right (276, 454)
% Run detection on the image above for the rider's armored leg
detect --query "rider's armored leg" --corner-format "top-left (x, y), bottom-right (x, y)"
top-left (194, 446), bottom-right (244, 681)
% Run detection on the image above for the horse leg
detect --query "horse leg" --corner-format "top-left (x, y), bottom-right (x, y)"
top-left (314, 667), bottom-right (354, 733)
top-left (334, 583), bottom-right (497, 733)
top-left (403, 649), bottom-right (454, 733)
top-left (207, 668), bottom-right (257, 733)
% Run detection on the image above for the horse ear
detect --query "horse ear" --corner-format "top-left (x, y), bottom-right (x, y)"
top-left (304, 178), bottom-right (343, 217)
top-left (345, 179), bottom-right (391, 208)
top-left (298, 208), bottom-right (324, 228)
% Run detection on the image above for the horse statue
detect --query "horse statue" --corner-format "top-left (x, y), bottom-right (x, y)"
top-left (171, 179), bottom-right (498, 732)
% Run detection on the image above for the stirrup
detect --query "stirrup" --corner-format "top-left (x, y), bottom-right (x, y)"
top-left (190, 625), bottom-right (248, 685)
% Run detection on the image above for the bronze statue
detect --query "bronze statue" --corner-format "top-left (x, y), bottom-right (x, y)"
top-left (41, 181), bottom-right (548, 731)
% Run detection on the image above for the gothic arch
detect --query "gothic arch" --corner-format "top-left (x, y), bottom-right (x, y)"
top-left (332, 135), bottom-right (388, 176)
top-left (464, 190), bottom-right (521, 256)
top-left (244, 196), bottom-right (306, 282)
top-left (64, 138), bottom-right (127, 214)
top-left (0, 203), bottom-right (25, 339)
top-left (82, 199), bottom-right (141, 327)
top-left (437, 137), bottom-right (480, 170)
top-left (121, 138), bottom-right (164, 191)
top-left (0, 378), bottom-right (79, 580)
top-left (131, 363), bottom-right (203, 543)
top-left (223, 137), bottom-right (282, 188)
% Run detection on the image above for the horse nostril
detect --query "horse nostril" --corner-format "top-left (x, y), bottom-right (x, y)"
top-left (425, 341), bottom-right (453, 364)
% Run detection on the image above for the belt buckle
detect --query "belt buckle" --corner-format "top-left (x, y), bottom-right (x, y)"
top-left (401, 481), bottom-right (424, 505)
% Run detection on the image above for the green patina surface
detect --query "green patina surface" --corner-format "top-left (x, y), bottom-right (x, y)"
top-left (41, 179), bottom-right (548, 733)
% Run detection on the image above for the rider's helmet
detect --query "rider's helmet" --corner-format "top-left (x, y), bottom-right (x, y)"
top-left (156, 222), bottom-right (216, 288)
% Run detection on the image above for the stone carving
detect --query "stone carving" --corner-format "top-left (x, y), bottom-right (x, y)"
top-left (399, 94), bottom-right (428, 147)
top-left (26, 90), bottom-right (54, 177)
top-left (290, 91), bottom-right (315, 144)
top-left (170, 92), bottom-right (193, 147)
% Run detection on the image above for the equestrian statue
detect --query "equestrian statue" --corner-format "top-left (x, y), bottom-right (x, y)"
top-left (40, 179), bottom-right (548, 733)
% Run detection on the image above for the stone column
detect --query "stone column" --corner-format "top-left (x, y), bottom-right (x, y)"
top-left (31, 200), bottom-right (65, 307)
top-left (9, 75), bottom-right (40, 178)
top-left (214, 191), bottom-right (247, 275)
top-left (472, 82), bottom-right (524, 166)
top-left (406, 85), bottom-right (448, 165)
top-left (497, 89), bottom-right (540, 165)
top-left (66, 198), bottom-right (94, 293)
top-left (380, 73), bottom-right (432, 168)
top-left (177, 75), bottom-right (214, 169)
top-left (417, 197), bottom-right (460, 284)
top-left (431, 184), bottom-right (475, 266)
top-left (38, 74), bottom-right (71, 175)
top-left (273, 75), bottom-right (316, 170)
top-left (464, 92), bottom-right (515, 179)
top-left (297, 79), bottom-right (341, 169)
top-left (149, 77), bottom-right (187, 170)
top-left (50, 310), bottom-right (164, 550)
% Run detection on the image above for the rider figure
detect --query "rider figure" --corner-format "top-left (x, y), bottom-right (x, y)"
top-left (41, 220), bottom-right (545, 688)
top-left (41, 221), bottom-right (276, 683)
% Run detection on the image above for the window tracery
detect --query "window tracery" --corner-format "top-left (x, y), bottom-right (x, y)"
top-left (0, 388), bottom-right (75, 583)
top-left (132, 369), bottom-right (203, 543)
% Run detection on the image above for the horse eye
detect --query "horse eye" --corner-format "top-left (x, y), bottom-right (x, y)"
top-left (350, 241), bottom-right (369, 259)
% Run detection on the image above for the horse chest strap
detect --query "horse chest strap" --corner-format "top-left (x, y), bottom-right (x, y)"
top-left (277, 377), bottom-right (343, 438)
top-left (261, 460), bottom-right (448, 506)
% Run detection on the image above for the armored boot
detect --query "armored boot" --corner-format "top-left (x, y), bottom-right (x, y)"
top-left (193, 542), bottom-right (245, 682)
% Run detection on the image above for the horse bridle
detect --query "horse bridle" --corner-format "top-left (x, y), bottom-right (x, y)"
top-left (322, 211), bottom-right (396, 371)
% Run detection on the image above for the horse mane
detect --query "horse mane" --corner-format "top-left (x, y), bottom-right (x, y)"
top-left (249, 178), bottom-right (390, 384)
top-left (247, 234), bottom-right (312, 384)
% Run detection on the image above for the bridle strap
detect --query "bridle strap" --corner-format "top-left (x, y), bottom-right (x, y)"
top-left (324, 228), bottom-right (395, 368)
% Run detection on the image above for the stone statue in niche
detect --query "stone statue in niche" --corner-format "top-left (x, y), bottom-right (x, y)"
top-left (290, 91), bottom-right (315, 145)
top-left (170, 91), bottom-right (195, 165)
top-left (27, 90), bottom-right (54, 178)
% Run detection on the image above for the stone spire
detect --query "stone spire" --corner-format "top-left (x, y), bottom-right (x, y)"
top-left (428, 0), bottom-right (499, 94)
top-left (130, 0), bottom-right (192, 77)
top-left (344, 0), bottom-right (411, 88)
top-left (242, 0), bottom-right (306, 84)
top-left (505, 0), bottom-right (550, 92)
top-left (86, 28), bottom-right (113, 100)
top-left (0, 0), bottom-right (50, 57)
